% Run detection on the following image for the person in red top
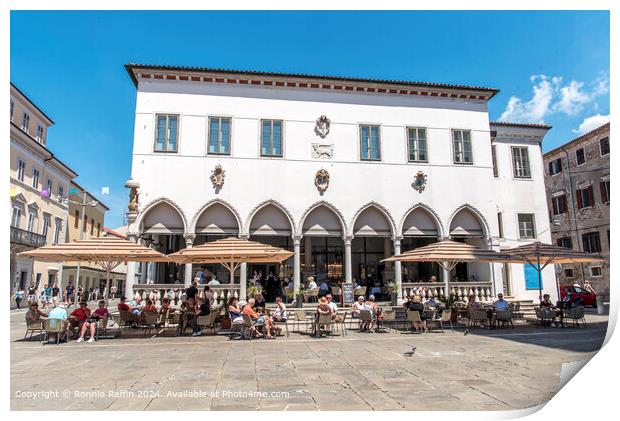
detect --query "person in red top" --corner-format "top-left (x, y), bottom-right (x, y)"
top-left (117, 296), bottom-right (130, 312)
top-left (142, 298), bottom-right (158, 313)
top-left (70, 302), bottom-right (96, 343)
top-left (93, 300), bottom-right (109, 319)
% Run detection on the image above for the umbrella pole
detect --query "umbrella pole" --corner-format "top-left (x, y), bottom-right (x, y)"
top-left (105, 266), bottom-right (111, 307)
top-left (537, 254), bottom-right (542, 304)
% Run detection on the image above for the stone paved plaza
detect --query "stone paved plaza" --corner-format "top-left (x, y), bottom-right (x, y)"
top-left (10, 309), bottom-right (608, 411)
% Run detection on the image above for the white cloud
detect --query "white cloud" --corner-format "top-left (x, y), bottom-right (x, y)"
top-left (499, 72), bottom-right (609, 124)
top-left (573, 114), bottom-right (610, 135)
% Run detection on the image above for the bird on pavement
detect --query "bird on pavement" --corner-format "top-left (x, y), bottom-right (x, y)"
top-left (404, 346), bottom-right (416, 356)
top-left (464, 329), bottom-right (469, 336)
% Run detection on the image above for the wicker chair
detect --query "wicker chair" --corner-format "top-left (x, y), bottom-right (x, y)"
top-left (331, 286), bottom-right (341, 297)
top-left (406, 310), bottom-right (424, 333)
top-left (95, 317), bottom-right (109, 340)
top-left (141, 311), bottom-right (162, 337)
top-left (316, 312), bottom-right (334, 338)
top-left (196, 312), bottom-right (219, 335)
top-left (304, 288), bottom-right (319, 303)
top-left (358, 309), bottom-right (373, 332)
top-left (495, 310), bottom-right (514, 328)
top-left (468, 309), bottom-right (490, 329)
top-left (431, 309), bottom-right (453, 334)
top-left (354, 286), bottom-right (367, 299)
top-left (380, 309), bottom-right (396, 332)
top-left (24, 319), bottom-right (45, 341)
top-left (565, 306), bottom-right (587, 328)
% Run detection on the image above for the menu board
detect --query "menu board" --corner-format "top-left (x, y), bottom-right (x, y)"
top-left (342, 283), bottom-right (355, 305)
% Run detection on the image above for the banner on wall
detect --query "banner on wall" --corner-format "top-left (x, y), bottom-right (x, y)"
top-left (524, 263), bottom-right (542, 290)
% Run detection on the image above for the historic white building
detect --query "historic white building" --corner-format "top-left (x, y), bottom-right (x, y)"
top-left (123, 63), bottom-right (557, 303)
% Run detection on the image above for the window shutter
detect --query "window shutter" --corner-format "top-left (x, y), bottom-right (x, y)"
top-left (548, 162), bottom-right (553, 174)
top-left (588, 186), bottom-right (595, 206)
top-left (600, 182), bottom-right (608, 204)
top-left (562, 195), bottom-right (568, 213)
top-left (576, 189), bottom-right (583, 209)
top-left (552, 198), bottom-right (558, 215)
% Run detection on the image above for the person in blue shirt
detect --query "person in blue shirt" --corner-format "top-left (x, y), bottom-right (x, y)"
top-left (319, 280), bottom-right (330, 297)
top-left (493, 294), bottom-right (510, 311)
top-left (13, 288), bottom-right (25, 310)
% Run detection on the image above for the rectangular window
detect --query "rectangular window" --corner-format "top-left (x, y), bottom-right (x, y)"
top-left (261, 119), bottom-right (283, 157)
top-left (41, 214), bottom-right (50, 238)
top-left (407, 127), bottom-right (427, 162)
top-left (36, 125), bottom-right (44, 142)
top-left (90, 218), bottom-right (95, 236)
top-left (27, 212), bottom-right (36, 232)
top-left (582, 232), bottom-right (601, 253)
top-left (548, 158), bottom-right (562, 175)
top-left (576, 147), bottom-right (586, 165)
top-left (556, 237), bottom-right (573, 249)
top-left (16, 159), bottom-right (26, 182)
top-left (517, 213), bottom-right (536, 239)
top-left (497, 212), bottom-right (504, 238)
top-left (58, 185), bottom-right (64, 201)
top-left (21, 112), bottom-right (30, 131)
top-left (83, 214), bottom-right (88, 232)
top-left (452, 129), bottom-right (473, 164)
top-left (359, 124), bottom-right (381, 161)
top-left (53, 219), bottom-right (62, 244)
top-left (576, 185), bottom-right (594, 209)
top-left (154, 114), bottom-right (178, 152)
top-left (590, 266), bottom-right (602, 277)
top-left (10, 101), bottom-right (14, 121)
top-left (97, 222), bottom-right (101, 237)
top-left (600, 179), bottom-right (610, 204)
top-left (74, 210), bottom-right (80, 229)
top-left (512, 146), bottom-right (531, 178)
top-left (11, 206), bottom-right (22, 228)
top-left (32, 168), bottom-right (40, 189)
top-left (563, 268), bottom-right (574, 278)
top-left (599, 137), bottom-right (609, 156)
top-left (551, 194), bottom-right (568, 216)
top-left (208, 117), bottom-right (231, 155)
top-left (46, 179), bottom-right (53, 195)
top-left (491, 145), bottom-right (498, 177)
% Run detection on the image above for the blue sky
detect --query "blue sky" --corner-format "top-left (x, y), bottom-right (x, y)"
top-left (10, 10), bottom-right (609, 228)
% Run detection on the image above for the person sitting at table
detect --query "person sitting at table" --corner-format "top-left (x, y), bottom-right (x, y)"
top-left (47, 303), bottom-right (69, 343)
top-left (254, 293), bottom-right (266, 311)
top-left (142, 298), bottom-right (158, 313)
top-left (70, 302), bottom-right (96, 343)
top-left (272, 296), bottom-right (287, 322)
top-left (540, 294), bottom-right (554, 308)
top-left (93, 300), bottom-right (109, 319)
top-left (159, 297), bottom-right (172, 316)
top-left (187, 297), bottom-right (211, 337)
top-left (180, 297), bottom-right (197, 335)
top-left (307, 276), bottom-right (318, 290)
top-left (352, 296), bottom-right (366, 317)
top-left (315, 297), bottom-right (334, 335)
top-left (117, 296), bottom-right (131, 312)
top-left (467, 295), bottom-right (482, 311)
top-left (493, 294), bottom-right (510, 312)
top-left (367, 295), bottom-right (383, 332)
top-left (242, 298), bottom-right (273, 339)
top-left (325, 294), bottom-right (342, 322)
top-left (319, 280), bottom-right (330, 297)
top-left (425, 296), bottom-right (440, 309)
top-left (228, 297), bottom-right (244, 324)
top-left (25, 302), bottom-right (47, 322)
top-left (407, 295), bottom-right (428, 333)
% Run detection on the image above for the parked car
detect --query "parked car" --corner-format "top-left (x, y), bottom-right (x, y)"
top-left (559, 285), bottom-right (597, 307)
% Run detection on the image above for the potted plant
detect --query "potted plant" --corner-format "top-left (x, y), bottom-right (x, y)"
top-left (386, 281), bottom-right (399, 306)
top-left (247, 284), bottom-right (261, 299)
top-left (439, 293), bottom-right (462, 322)
top-left (295, 286), bottom-right (307, 308)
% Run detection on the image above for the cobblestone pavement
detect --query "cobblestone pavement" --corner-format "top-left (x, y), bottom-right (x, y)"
top-left (10, 309), bottom-right (608, 411)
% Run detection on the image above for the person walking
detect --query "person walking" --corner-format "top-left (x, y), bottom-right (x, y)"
top-left (13, 288), bottom-right (25, 310)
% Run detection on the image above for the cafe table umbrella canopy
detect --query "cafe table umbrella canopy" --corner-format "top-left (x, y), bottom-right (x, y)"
top-left (167, 236), bottom-right (294, 284)
top-left (501, 241), bottom-right (606, 302)
top-left (19, 236), bottom-right (169, 304)
top-left (382, 240), bottom-right (513, 272)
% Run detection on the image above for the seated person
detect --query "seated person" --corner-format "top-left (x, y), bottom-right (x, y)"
top-left (493, 294), bottom-right (510, 312)
top-left (325, 294), bottom-right (341, 321)
top-left (117, 296), bottom-right (131, 312)
top-left (367, 295), bottom-right (383, 331)
top-left (407, 295), bottom-right (428, 333)
top-left (253, 293), bottom-right (266, 312)
top-left (25, 302), bottom-right (47, 322)
top-left (242, 298), bottom-right (275, 339)
top-left (467, 295), bottom-right (482, 310)
top-left (315, 297), bottom-right (333, 335)
top-left (540, 294), bottom-right (555, 308)
top-left (70, 302), bottom-right (96, 343)
top-left (272, 297), bottom-right (287, 321)
top-left (319, 280), bottom-right (330, 297)
top-left (352, 296), bottom-right (366, 317)
top-left (188, 297), bottom-right (210, 337)
top-left (425, 296), bottom-right (440, 309)
top-left (142, 298), bottom-right (158, 313)
top-left (307, 276), bottom-right (318, 290)
top-left (159, 297), bottom-right (172, 315)
top-left (93, 300), bottom-right (109, 320)
top-left (47, 303), bottom-right (69, 343)
top-left (228, 297), bottom-right (244, 324)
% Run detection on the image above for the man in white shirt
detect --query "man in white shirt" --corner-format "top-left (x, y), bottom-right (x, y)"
top-left (307, 276), bottom-right (317, 290)
top-left (206, 275), bottom-right (220, 286)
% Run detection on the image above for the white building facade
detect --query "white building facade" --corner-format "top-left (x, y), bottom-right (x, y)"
top-left (124, 64), bottom-right (557, 303)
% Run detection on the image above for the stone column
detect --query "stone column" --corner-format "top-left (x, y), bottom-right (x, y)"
top-left (293, 235), bottom-right (302, 295)
top-left (140, 262), bottom-right (147, 284)
top-left (393, 237), bottom-right (403, 300)
top-left (125, 234), bottom-right (138, 298)
top-left (344, 235), bottom-right (353, 283)
top-left (183, 234), bottom-right (194, 288)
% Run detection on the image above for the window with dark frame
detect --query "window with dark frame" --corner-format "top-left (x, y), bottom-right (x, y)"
top-left (360, 124), bottom-right (381, 161)
top-left (16, 159), bottom-right (25, 182)
top-left (590, 266), bottom-right (602, 277)
top-left (261, 119), bottom-right (283, 157)
top-left (154, 114), bottom-right (178, 152)
top-left (575, 147), bottom-right (586, 165)
top-left (497, 212), bottom-right (503, 238)
top-left (74, 210), bottom-right (80, 229)
top-left (582, 232), bottom-right (601, 253)
top-left (600, 179), bottom-right (610, 204)
top-left (576, 185), bottom-right (595, 209)
top-left (556, 236), bottom-right (573, 249)
top-left (551, 194), bottom-right (568, 215)
top-left (21, 112), bottom-right (30, 131)
top-left (517, 214), bottom-right (536, 239)
top-left (512, 146), bottom-right (531, 178)
top-left (548, 158), bottom-right (562, 175)
top-left (492, 145), bottom-right (498, 177)
top-left (407, 127), bottom-right (427, 162)
top-left (563, 268), bottom-right (574, 278)
top-left (600, 137), bottom-right (610, 156)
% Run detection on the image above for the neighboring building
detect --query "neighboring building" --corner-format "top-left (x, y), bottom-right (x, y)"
top-left (10, 83), bottom-right (78, 295)
top-left (61, 181), bottom-right (124, 296)
top-left (123, 63), bottom-right (557, 303)
top-left (543, 123), bottom-right (610, 298)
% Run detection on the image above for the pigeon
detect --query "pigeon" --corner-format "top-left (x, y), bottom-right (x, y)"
top-left (464, 329), bottom-right (469, 336)
top-left (404, 346), bottom-right (416, 356)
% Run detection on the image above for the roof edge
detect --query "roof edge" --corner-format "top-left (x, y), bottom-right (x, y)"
top-left (10, 82), bottom-right (55, 125)
top-left (544, 122), bottom-right (610, 157)
top-left (490, 121), bottom-right (552, 130)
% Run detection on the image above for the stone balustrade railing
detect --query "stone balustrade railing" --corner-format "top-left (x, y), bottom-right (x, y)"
top-left (132, 284), bottom-right (241, 304)
top-left (401, 282), bottom-right (494, 303)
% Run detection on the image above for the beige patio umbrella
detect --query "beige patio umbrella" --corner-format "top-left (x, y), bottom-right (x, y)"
top-left (167, 236), bottom-right (294, 285)
top-left (501, 241), bottom-right (606, 302)
top-left (382, 239), bottom-right (513, 296)
top-left (19, 236), bottom-right (169, 304)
